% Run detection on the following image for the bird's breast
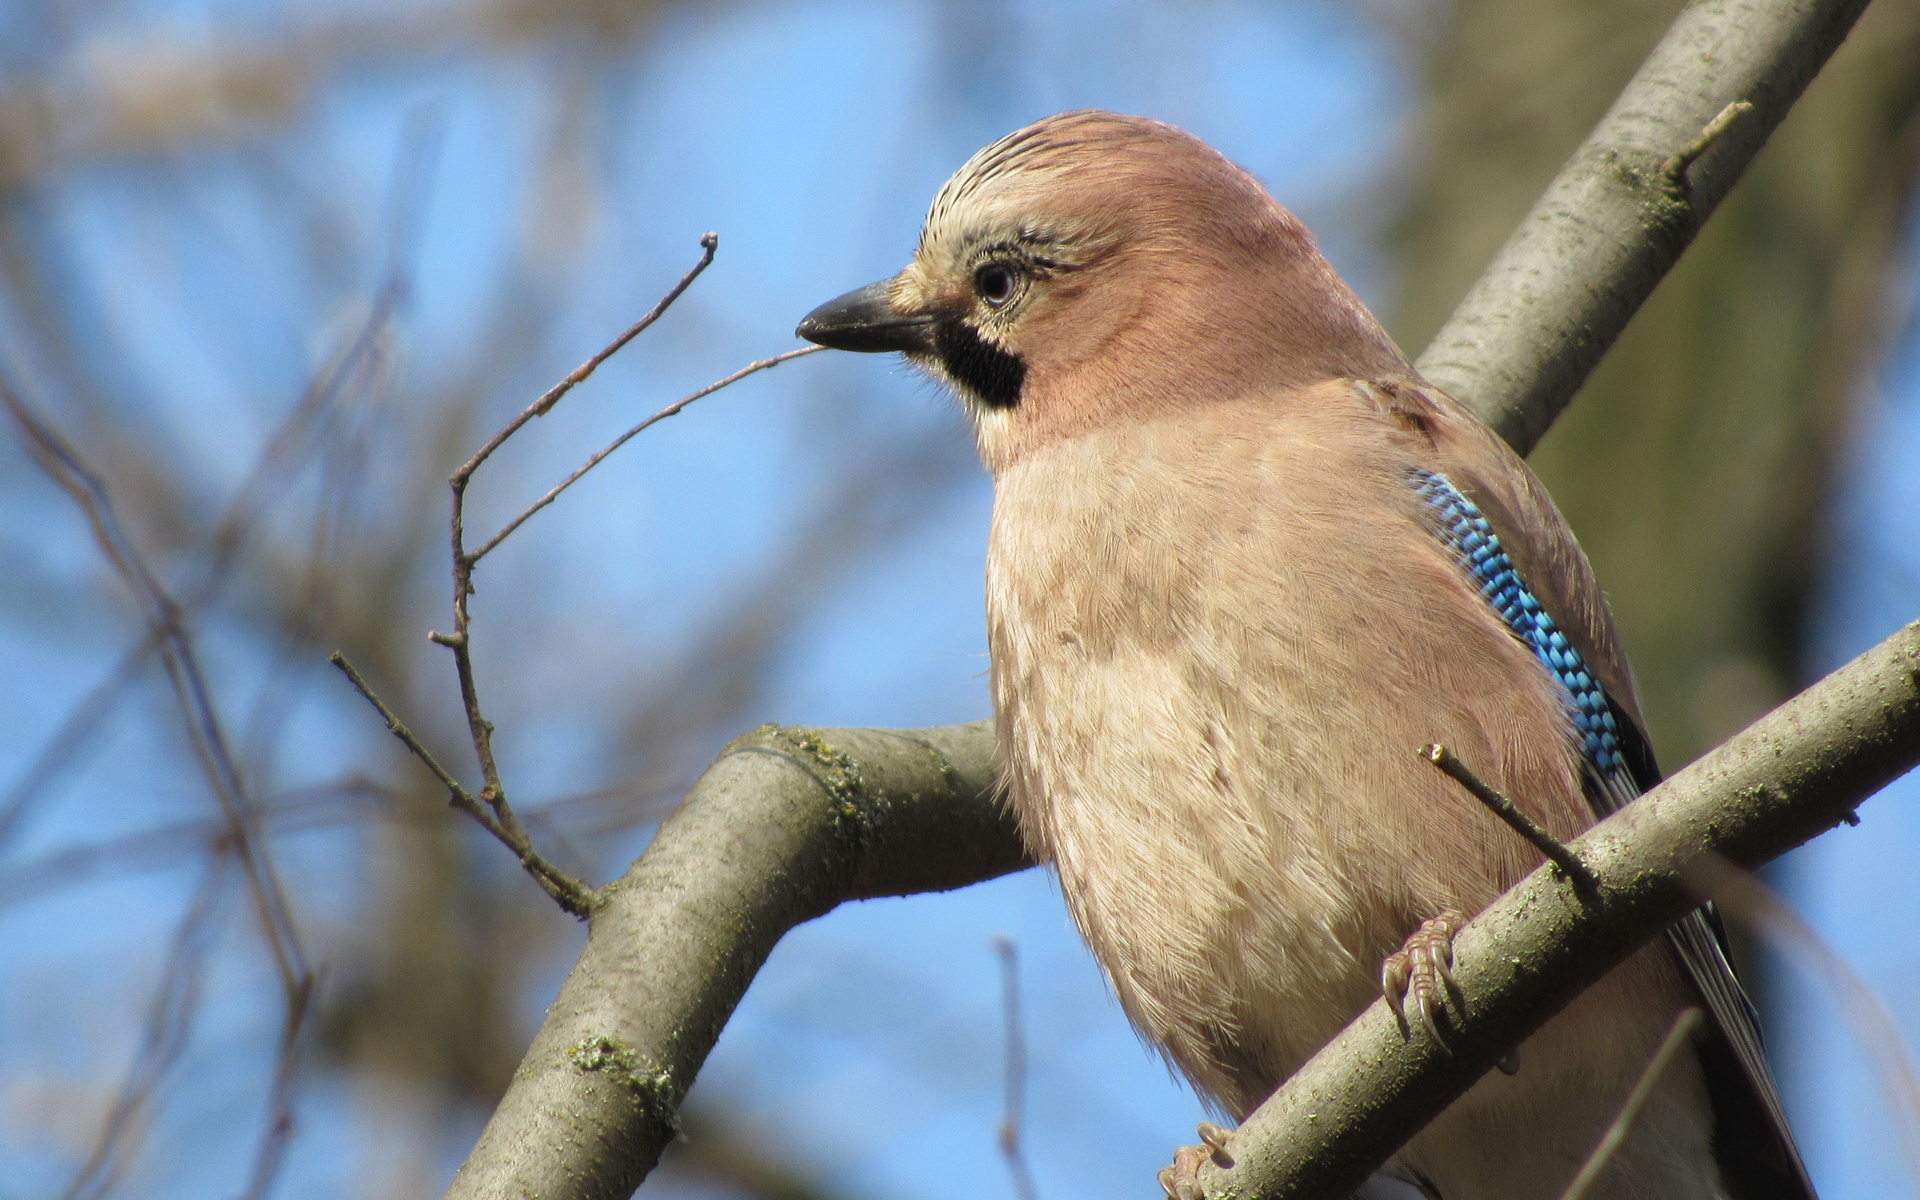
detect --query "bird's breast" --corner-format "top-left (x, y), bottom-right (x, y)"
top-left (982, 395), bottom-right (1599, 1111)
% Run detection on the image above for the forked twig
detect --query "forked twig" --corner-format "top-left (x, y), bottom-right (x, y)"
top-left (1559, 1008), bottom-right (1704, 1200)
top-left (0, 379), bottom-right (311, 982)
top-left (450, 231), bottom-right (718, 488)
top-left (468, 344), bottom-right (824, 563)
top-left (328, 652), bottom-right (592, 917)
top-left (332, 231), bottom-right (825, 919)
top-left (1, 105), bottom-right (435, 858)
top-left (2, 373), bottom-right (321, 1200)
top-left (1422, 744), bottom-right (1598, 894)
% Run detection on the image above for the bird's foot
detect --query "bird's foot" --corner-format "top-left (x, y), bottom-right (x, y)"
top-left (1157, 1122), bottom-right (1234, 1200)
top-left (1382, 909), bottom-right (1466, 1050)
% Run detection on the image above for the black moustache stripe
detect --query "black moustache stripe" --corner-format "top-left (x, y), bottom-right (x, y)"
top-left (935, 320), bottom-right (1024, 408)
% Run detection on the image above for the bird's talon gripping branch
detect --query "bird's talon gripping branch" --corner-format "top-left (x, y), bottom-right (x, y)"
top-left (1157, 1142), bottom-right (1211, 1200)
top-left (1382, 909), bottom-right (1466, 1050)
top-left (1196, 1121), bottom-right (1234, 1166)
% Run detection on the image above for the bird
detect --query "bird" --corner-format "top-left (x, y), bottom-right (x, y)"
top-left (795, 110), bottom-right (1814, 1200)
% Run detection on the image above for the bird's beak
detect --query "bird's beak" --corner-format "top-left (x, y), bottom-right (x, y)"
top-left (795, 276), bottom-right (936, 354)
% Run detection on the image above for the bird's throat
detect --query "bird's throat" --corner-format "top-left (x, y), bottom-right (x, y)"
top-left (935, 320), bottom-right (1025, 408)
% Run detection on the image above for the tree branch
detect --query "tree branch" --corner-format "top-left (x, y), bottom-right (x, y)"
top-left (327, 651), bottom-right (594, 916)
top-left (1416, 0), bottom-right (1873, 454)
top-left (466, 344), bottom-right (823, 564)
top-left (440, 0), bottom-right (1893, 1194)
top-left (441, 722), bottom-right (1028, 1200)
top-left (1199, 618), bottom-right (1920, 1199)
top-left (331, 235), bottom-right (827, 921)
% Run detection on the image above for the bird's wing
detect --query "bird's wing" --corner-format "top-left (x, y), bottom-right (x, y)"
top-left (1365, 378), bottom-right (1818, 1200)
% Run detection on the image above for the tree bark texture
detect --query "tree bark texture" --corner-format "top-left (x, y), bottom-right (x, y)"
top-left (1416, 0), bottom-right (1875, 455)
top-left (443, 0), bottom-right (1891, 1195)
top-left (443, 723), bottom-right (1027, 1200)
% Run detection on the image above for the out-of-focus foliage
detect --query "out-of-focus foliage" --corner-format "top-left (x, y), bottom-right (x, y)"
top-left (1389, 0), bottom-right (1920, 767)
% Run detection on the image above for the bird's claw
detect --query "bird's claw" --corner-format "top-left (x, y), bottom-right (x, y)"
top-left (1381, 909), bottom-right (1466, 1050)
top-left (1158, 1123), bottom-right (1236, 1200)
top-left (1196, 1121), bottom-right (1233, 1165)
top-left (1158, 1144), bottom-right (1208, 1200)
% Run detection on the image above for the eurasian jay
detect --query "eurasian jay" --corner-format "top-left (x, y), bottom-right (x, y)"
top-left (796, 110), bottom-right (1813, 1200)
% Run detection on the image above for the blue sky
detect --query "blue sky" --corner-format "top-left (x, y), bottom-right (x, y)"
top-left (0, 2), bottom-right (1915, 1198)
top-left (1773, 280), bottom-right (1920, 1196)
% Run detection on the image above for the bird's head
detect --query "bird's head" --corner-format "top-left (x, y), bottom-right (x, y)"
top-left (796, 109), bottom-right (1406, 470)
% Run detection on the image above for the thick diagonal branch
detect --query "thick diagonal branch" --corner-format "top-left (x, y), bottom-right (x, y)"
top-left (1200, 620), bottom-right (1920, 1198)
top-left (441, 722), bottom-right (1029, 1200)
top-left (1416, 0), bottom-right (1874, 454)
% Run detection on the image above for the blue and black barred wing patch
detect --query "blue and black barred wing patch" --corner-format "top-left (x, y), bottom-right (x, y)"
top-left (1407, 468), bottom-right (1635, 796)
top-left (1405, 466), bottom-right (1816, 1198)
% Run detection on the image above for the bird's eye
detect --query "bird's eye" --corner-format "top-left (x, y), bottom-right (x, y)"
top-left (974, 263), bottom-right (1017, 308)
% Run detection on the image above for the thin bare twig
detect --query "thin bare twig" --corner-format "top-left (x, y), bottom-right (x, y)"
top-left (0, 774), bottom-right (697, 924)
top-left (328, 652), bottom-right (593, 917)
top-left (0, 780), bottom-right (397, 913)
top-left (991, 937), bottom-right (1040, 1200)
top-left (1421, 744), bottom-right (1597, 893)
top-left (401, 235), bottom-right (727, 920)
top-left (0, 372), bottom-right (311, 985)
top-left (0, 636), bottom-right (153, 846)
top-left (334, 231), bottom-right (829, 920)
top-left (2, 113), bottom-right (449, 1199)
top-left (468, 343), bottom-right (826, 563)
top-left (0, 773), bottom-right (695, 917)
top-left (3, 371), bottom-right (324, 1200)
top-left (0, 109), bottom-right (435, 854)
top-left (449, 231), bottom-right (718, 490)
top-left (327, 653), bottom-right (485, 825)
top-left (1558, 1008), bottom-right (1704, 1200)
